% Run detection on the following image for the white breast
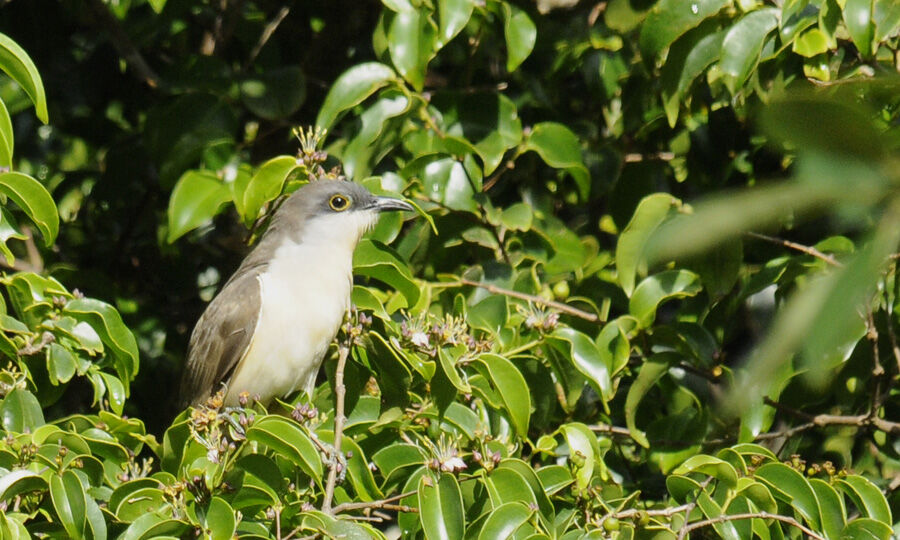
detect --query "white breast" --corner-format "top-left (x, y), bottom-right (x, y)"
top-left (224, 238), bottom-right (353, 405)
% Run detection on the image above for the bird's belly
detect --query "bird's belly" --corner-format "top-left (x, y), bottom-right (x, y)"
top-left (224, 243), bottom-right (351, 405)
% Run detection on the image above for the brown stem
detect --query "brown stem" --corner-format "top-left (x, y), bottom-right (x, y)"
top-left (681, 511), bottom-right (825, 540)
top-left (86, 0), bottom-right (162, 88)
top-left (322, 343), bottom-right (350, 513)
top-left (245, 7), bottom-right (291, 70)
top-left (623, 151), bottom-right (675, 163)
top-left (332, 490), bottom-right (418, 514)
top-left (764, 397), bottom-right (900, 434)
top-left (455, 278), bottom-right (599, 322)
top-left (745, 231), bottom-right (841, 267)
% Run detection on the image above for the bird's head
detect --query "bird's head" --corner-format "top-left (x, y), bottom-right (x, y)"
top-left (271, 180), bottom-right (413, 250)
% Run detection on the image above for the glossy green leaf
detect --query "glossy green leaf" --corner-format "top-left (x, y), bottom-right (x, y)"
top-left (616, 193), bottom-right (680, 296)
top-left (206, 497), bottom-right (236, 540)
top-left (119, 512), bottom-right (189, 540)
top-left (166, 169), bottom-right (231, 243)
top-left (246, 416), bottom-right (323, 480)
top-left (318, 429), bottom-right (383, 501)
top-left (629, 269), bottom-right (702, 328)
top-left (835, 475), bottom-right (891, 523)
top-left (47, 343), bottom-right (77, 385)
top-left (372, 444), bottom-right (426, 485)
top-left (843, 0), bottom-right (875, 58)
top-left (535, 465), bottom-right (573, 495)
top-left (342, 95), bottom-right (410, 180)
top-left (0, 172), bottom-right (59, 246)
top-left (792, 28), bottom-right (829, 57)
top-left (719, 8), bottom-right (778, 95)
top-left (387, 7), bottom-right (438, 91)
top-left (1, 388), bottom-right (44, 432)
top-left (0, 99), bottom-right (12, 168)
top-left (418, 473), bottom-right (465, 540)
top-left (114, 486), bottom-right (168, 522)
top-left (503, 4), bottom-right (536, 72)
top-left (353, 239), bottom-right (420, 307)
top-left (524, 122), bottom-right (590, 200)
top-left (0, 469), bottom-right (46, 502)
top-left (413, 156), bottom-right (478, 212)
top-left (809, 478), bottom-right (845, 540)
top-left (316, 62), bottom-right (396, 131)
top-left (560, 422), bottom-right (607, 490)
top-left (473, 353), bottom-right (530, 436)
top-left (754, 463), bottom-right (820, 529)
top-left (624, 356), bottom-right (669, 448)
top-left (240, 156), bottom-right (299, 224)
top-left (500, 203), bottom-right (532, 231)
top-left (437, 347), bottom-right (470, 393)
top-left (873, 0), bottom-right (900, 41)
top-left (50, 470), bottom-right (86, 540)
top-left (550, 327), bottom-right (612, 403)
top-left (64, 298), bottom-right (140, 386)
top-left (485, 467), bottom-right (537, 508)
top-left (638, 0), bottom-right (729, 58)
top-left (840, 518), bottom-right (893, 540)
top-left (478, 502), bottom-right (532, 540)
top-left (661, 22), bottom-right (724, 126)
top-left (0, 33), bottom-right (48, 123)
top-left (672, 455), bottom-right (737, 488)
top-left (438, 0), bottom-right (474, 47)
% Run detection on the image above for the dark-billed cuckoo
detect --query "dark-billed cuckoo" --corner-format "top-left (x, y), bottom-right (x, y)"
top-left (180, 180), bottom-right (413, 408)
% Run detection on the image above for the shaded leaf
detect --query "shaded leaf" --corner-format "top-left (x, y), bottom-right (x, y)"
top-left (418, 473), bottom-right (465, 540)
top-left (639, 0), bottom-right (729, 59)
top-left (166, 170), bottom-right (231, 243)
top-left (0, 172), bottom-right (58, 247)
top-left (503, 4), bottom-right (536, 72)
top-left (0, 32), bottom-right (48, 123)
top-left (316, 63), bottom-right (396, 131)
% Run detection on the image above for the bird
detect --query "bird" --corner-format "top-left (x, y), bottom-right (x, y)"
top-left (179, 179), bottom-right (413, 408)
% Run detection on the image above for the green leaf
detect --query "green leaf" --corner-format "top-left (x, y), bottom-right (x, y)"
top-left (0, 99), bottom-right (12, 168)
top-left (843, 0), bottom-right (875, 58)
top-left (840, 518), bottom-right (893, 540)
top-left (64, 298), bottom-right (140, 388)
top-left (672, 455), bottom-right (738, 488)
top-left (629, 269), bottom-right (702, 328)
top-left (0, 172), bottom-right (59, 247)
top-left (535, 465), bottom-right (573, 495)
top-left (484, 467), bottom-right (537, 508)
top-left (719, 8), bottom-right (778, 95)
top-left (550, 327), bottom-right (613, 404)
top-left (792, 28), bottom-right (829, 57)
top-left (99, 372), bottom-right (126, 414)
top-left (438, 0), bottom-right (474, 47)
top-left (524, 122), bottom-right (590, 200)
top-left (0, 33), bottom-right (48, 123)
top-left (387, 7), bottom-right (438, 91)
top-left (500, 203), bottom-right (532, 231)
top-left (119, 512), bottom-right (189, 540)
top-left (418, 473), bottom-right (465, 540)
top-left (473, 353), bottom-right (530, 437)
top-left (1, 388), bottom-right (44, 432)
top-left (166, 170), bottom-right (231, 243)
top-left (660, 22), bottom-right (724, 127)
top-left (410, 155), bottom-right (478, 212)
top-left (835, 475), bottom-right (891, 523)
top-left (206, 497), bottom-right (236, 540)
top-left (638, 0), bottom-right (729, 59)
top-left (0, 469), bottom-right (46, 502)
top-left (240, 66), bottom-right (306, 120)
top-left (809, 478), bottom-right (845, 540)
top-left (317, 430), bottom-right (383, 501)
top-left (353, 239), bottom-right (420, 307)
top-left (754, 462), bottom-right (820, 529)
top-left (50, 470), bottom-right (87, 540)
top-left (467, 295), bottom-right (507, 335)
top-left (616, 193), bottom-right (681, 296)
top-left (342, 95), bottom-right (410, 180)
top-left (246, 416), bottom-right (323, 480)
top-left (240, 156), bottom-right (300, 224)
top-left (47, 343), bottom-right (77, 385)
top-left (624, 356), bottom-right (669, 448)
top-left (147, 0), bottom-right (167, 13)
top-left (316, 62), bottom-right (396, 131)
top-left (502, 4), bottom-right (536, 72)
top-left (873, 0), bottom-right (900, 41)
top-left (478, 501), bottom-right (532, 539)
top-left (560, 422), bottom-right (607, 490)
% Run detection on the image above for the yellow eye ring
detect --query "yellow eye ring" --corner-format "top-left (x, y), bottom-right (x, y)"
top-left (329, 194), bottom-right (351, 211)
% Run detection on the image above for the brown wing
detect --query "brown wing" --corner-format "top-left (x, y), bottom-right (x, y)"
top-left (179, 271), bottom-right (261, 408)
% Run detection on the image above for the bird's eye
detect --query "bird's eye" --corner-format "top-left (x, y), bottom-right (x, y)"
top-left (329, 194), bottom-right (351, 211)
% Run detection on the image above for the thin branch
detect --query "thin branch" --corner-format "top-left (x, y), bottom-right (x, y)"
top-left (322, 343), bottom-right (350, 513)
top-left (451, 278), bottom-right (599, 322)
top-left (86, 0), bottom-right (162, 88)
top-left (676, 477), bottom-right (714, 540)
top-left (681, 511), bottom-right (825, 540)
top-left (745, 232), bottom-right (842, 267)
top-left (332, 490), bottom-right (418, 514)
top-left (588, 423), bottom-right (633, 438)
top-left (764, 397), bottom-right (900, 434)
top-left (245, 7), bottom-right (290, 70)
